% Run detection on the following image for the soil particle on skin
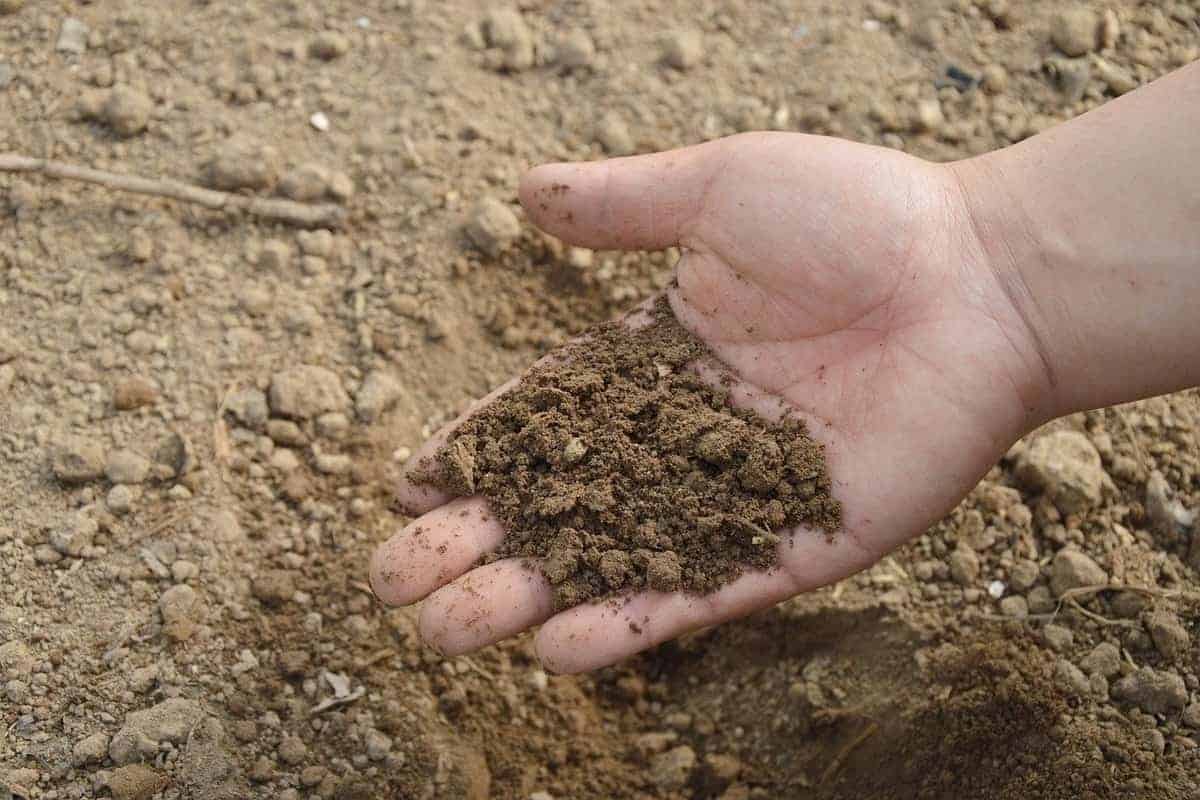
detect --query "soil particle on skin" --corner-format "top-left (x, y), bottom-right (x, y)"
top-left (420, 298), bottom-right (840, 610)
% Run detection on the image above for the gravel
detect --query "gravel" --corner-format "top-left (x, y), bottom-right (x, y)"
top-left (1016, 430), bottom-right (1105, 515)
top-left (257, 239), bottom-right (291, 271)
top-left (102, 86), bottom-right (153, 137)
top-left (557, 29), bottom-right (596, 68)
top-left (947, 546), bottom-right (980, 585)
top-left (72, 731), bottom-right (110, 766)
top-left (310, 30), bottom-right (351, 60)
top-left (205, 137), bottom-right (281, 192)
top-left (1054, 659), bottom-right (1091, 697)
top-left (106, 449), bottom-right (151, 485)
top-left (56, 17), bottom-right (89, 54)
top-left (1051, 7), bottom-right (1099, 56)
top-left (1111, 667), bottom-right (1188, 715)
top-left (465, 198), bottom-right (521, 256)
top-left (50, 512), bottom-right (98, 557)
top-left (113, 375), bottom-right (159, 411)
top-left (252, 570), bottom-right (297, 605)
top-left (649, 745), bottom-right (696, 789)
top-left (109, 698), bottom-right (204, 765)
top-left (278, 735), bottom-right (308, 765)
top-left (482, 7), bottom-right (535, 71)
top-left (52, 437), bottom-right (107, 484)
top-left (595, 112), bottom-right (635, 156)
top-left (225, 388), bottom-right (269, 431)
top-left (1049, 548), bottom-right (1108, 596)
top-left (1042, 623), bottom-right (1074, 652)
top-left (1144, 610), bottom-right (1190, 660)
top-left (355, 370), bottom-right (403, 423)
top-left (662, 30), bottom-right (702, 70)
top-left (269, 365), bottom-right (350, 420)
top-left (159, 584), bottom-right (200, 623)
top-left (1078, 642), bottom-right (1121, 677)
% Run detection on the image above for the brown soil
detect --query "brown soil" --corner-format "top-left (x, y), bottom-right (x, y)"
top-left (3, 2), bottom-right (1199, 800)
top-left (420, 297), bottom-right (839, 610)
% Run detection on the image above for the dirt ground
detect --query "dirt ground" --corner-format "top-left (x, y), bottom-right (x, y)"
top-left (2, 1), bottom-right (1199, 798)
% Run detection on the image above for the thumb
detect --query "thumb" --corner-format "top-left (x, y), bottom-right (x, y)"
top-left (518, 138), bottom-right (731, 251)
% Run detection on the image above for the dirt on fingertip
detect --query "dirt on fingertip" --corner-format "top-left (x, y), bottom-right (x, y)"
top-left (417, 296), bottom-right (842, 611)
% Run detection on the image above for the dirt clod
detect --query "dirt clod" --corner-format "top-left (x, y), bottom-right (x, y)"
top-left (52, 437), bottom-right (106, 485)
top-left (101, 86), bottom-right (153, 137)
top-left (421, 300), bottom-right (839, 609)
top-left (1112, 667), bottom-right (1188, 715)
top-left (205, 137), bottom-right (281, 192)
top-left (1051, 6), bottom-right (1099, 56)
top-left (662, 30), bottom-right (703, 70)
top-left (1016, 430), bottom-right (1104, 515)
top-left (465, 198), bottom-right (521, 257)
top-left (269, 365), bottom-right (350, 421)
top-left (107, 764), bottom-right (168, 800)
top-left (113, 375), bottom-right (159, 411)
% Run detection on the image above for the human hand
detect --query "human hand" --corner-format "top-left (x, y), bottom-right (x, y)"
top-left (370, 132), bottom-right (1053, 673)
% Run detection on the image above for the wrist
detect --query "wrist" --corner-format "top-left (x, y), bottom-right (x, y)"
top-left (942, 155), bottom-right (1071, 428)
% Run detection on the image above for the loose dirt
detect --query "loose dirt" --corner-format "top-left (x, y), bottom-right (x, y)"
top-left (420, 297), bottom-right (839, 610)
top-left (2, 1), bottom-right (1199, 799)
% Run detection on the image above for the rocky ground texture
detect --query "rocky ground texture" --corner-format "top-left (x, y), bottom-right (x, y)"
top-left (2, 1), bottom-right (1199, 799)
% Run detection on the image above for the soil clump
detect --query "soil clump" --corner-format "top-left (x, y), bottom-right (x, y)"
top-left (421, 298), bottom-right (841, 609)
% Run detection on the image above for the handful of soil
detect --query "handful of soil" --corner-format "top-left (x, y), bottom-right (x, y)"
top-left (417, 297), bottom-right (841, 610)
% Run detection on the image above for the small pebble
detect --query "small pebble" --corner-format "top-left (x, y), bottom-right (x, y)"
top-left (649, 745), bottom-right (696, 789)
top-left (278, 735), bottom-right (308, 765)
top-left (1049, 548), bottom-right (1107, 597)
top-left (1042, 623), bottom-right (1074, 652)
top-left (465, 198), bottom-right (521, 256)
top-left (253, 570), bottom-right (297, 605)
top-left (101, 86), bottom-right (152, 137)
top-left (113, 375), bottom-right (159, 411)
top-left (310, 111), bottom-right (331, 132)
top-left (482, 7), bottom-right (534, 71)
top-left (107, 484), bottom-right (135, 514)
top-left (1051, 7), bottom-right (1099, 57)
top-left (948, 547), bottom-right (979, 586)
top-left (662, 30), bottom-right (703, 70)
top-left (595, 112), bottom-right (635, 156)
top-left (913, 98), bottom-right (944, 132)
top-left (106, 449), bottom-right (151, 485)
top-left (999, 595), bottom-right (1028, 618)
top-left (53, 437), bottom-right (107, 485)
top-left (355, 370), bottom-right (404, 423)
top-left (1079, 642), bottom-right (1121, 677)
top-left (206, 137), bottom-right (281, 191)
top-left (557, 29), bottom-right (595, 68)
top-left (310, 30), bottom-right (350, 60)
top-left (1054, 659), bottom-right (1091, 697)
top-left (171, 560), bottom-right (199, 582)
top-left (72, 731), bottom-right (110, 766)
top-left (269, 365), bottom-right (349, 421)
top-left (57, 17), bottom-right (89, 54)
top-left (50, 512), bottom-right (98, 557)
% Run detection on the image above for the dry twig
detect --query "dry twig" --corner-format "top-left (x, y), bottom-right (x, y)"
top-left (0, 152), bottom-right (346, 228)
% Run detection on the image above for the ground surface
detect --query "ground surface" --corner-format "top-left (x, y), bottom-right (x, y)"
top-left (2, 1), bottom-right (1199, 799)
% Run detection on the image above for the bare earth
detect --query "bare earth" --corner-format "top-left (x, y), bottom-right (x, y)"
top-left (2, 1), bottom-right (1199, 798)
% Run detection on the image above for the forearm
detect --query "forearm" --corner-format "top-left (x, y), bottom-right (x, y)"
top-left (952, 60), bottom-right (1200, 419)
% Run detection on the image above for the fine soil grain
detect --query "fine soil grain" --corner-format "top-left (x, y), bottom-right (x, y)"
top-left (419, 298), bottom-right (841, 610)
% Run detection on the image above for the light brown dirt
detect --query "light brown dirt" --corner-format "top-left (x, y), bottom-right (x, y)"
top-left (2, 2), bottom-right (1199, 799)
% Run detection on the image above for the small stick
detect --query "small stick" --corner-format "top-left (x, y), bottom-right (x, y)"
top-left (0, 152), bottom-right (346, 228)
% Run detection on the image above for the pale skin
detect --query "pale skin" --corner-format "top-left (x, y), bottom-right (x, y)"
top-left (370, 62), bottom-right (1200, 674)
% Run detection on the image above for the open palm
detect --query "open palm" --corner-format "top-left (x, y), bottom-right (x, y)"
top-left (371, 133), bottom-right (1052, 673)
